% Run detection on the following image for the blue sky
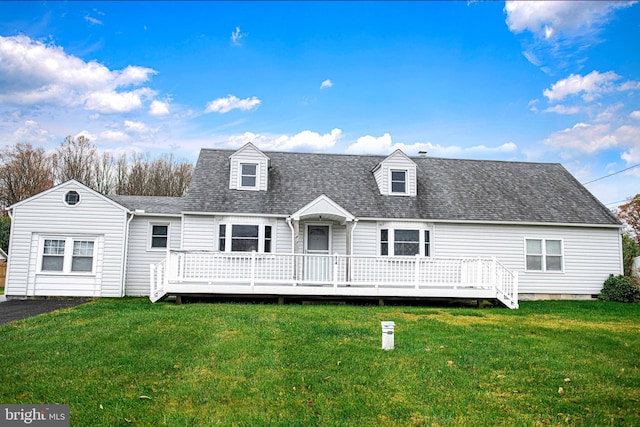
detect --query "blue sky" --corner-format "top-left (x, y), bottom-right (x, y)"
top-left (0, 1), bottom-right (638, 207)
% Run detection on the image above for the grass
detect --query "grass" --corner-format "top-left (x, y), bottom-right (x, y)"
top-left (0, 299), bottom-right (638, 426)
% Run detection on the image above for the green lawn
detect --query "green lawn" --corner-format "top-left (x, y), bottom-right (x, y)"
top-left (1, 299), bottom-right (638, 426)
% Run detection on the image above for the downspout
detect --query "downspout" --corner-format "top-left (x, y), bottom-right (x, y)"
top-left (348, 219), bottom-right (359, 283)
top-left (286, 217), bottom-right (296, 282)
top-left (349, 218), bottom-right (359, 256)
top-left (286, 217), bottom-right (295, 254)
top-left (120, 211), bottom-right (135, 297)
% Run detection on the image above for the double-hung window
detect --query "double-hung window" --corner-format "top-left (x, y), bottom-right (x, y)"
top-left (390, 170), bottom-right (407, 194)
top-left (42, 239), bottom-right (66, 272)
top-left (525, 238), bottom-right (563, 272)
top-left (218, 224), bottom-right (273, 253)
top-left (240, 164), bottom-right (257, 188)
top-left (72, 241), bottom-right (95, 272)
top-left (150, 224), bottom-right (169, 249)
top-left (380, 228), bottom-right (431, 257)
top-left (40, 237), bottom-right (96, 274)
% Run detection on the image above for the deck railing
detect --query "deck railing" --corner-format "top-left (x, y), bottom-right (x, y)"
top-left (150, 250), bottom-right (518, 308)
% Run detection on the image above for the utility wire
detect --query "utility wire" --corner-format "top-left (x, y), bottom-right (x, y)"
top-left (582, 163), bottom-right (640, 185)
top-left (604, 198), bottom-right (631, 207)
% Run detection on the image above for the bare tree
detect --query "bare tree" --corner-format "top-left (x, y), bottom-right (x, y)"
top-left (93, 152), bottom-right (116, 195)
top-left (53, 135), bottom-right (97, 186)
top-left (0, 143), bottom-right (55, 210)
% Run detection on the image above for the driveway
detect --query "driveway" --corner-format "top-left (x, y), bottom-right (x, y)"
top-left (0, 296), bottom-right (92, 325)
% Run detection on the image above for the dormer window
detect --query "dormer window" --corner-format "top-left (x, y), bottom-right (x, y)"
top-left (241, 164), bottom-right (257, 188)
top-left (372, 149), bottom-right (417, 196)
top-left (391, 170), bottom-right (407, 194)
top-left (229, 142), bottom-right (270, 191)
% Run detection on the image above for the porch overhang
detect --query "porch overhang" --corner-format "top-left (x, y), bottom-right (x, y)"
top-left (289, 194), bottom-right (355, 224)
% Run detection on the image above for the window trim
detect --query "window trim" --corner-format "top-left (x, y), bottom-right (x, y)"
top-left (38, 236), bottom-right (97, 275)
top-left (524, 238), bottom-right (564, 273)
top-left (239, 163), bottom-right (259, 190)
top-left (218, 223), bottom-right (274, 253)
top-left (148, 222), bottom-right (170, 251)
top-left (63, 190), bottom-right (81, 207)
top-left (379, 226), bottom-right (431, 257)
top-left (389, 169), bottom-right (408, 195)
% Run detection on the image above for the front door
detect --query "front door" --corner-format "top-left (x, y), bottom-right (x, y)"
top-left (305, 225), bottom-right (331, 281)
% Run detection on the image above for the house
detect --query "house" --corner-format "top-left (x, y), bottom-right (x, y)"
top-left (4, 143), bottom-right (623, 308)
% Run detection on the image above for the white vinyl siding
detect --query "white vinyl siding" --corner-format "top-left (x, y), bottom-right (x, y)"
top-left (123, 216), bottom-right (181, 296)
top-left (351, 221), bottom-right (378, 256)
top-left (6, 182), bottom-right (127, 297)
top-left (275, 219), bottom-right (293, 253)
top-left (182, 215), bottom-right (215, 250)
top-left (433, 223), bottom-right (621, 296)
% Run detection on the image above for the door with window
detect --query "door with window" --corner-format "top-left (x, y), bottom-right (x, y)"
top-left (305, 225), bottom-right (331, 282)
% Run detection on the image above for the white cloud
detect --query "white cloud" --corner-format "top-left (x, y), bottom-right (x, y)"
top-left (85, 88), bottom-right (156, 114)
top-left (320, 79), bottom-right (334, 89)
top-left (542, 122), bottom-right (640, 153)
top-left (149, 100), bottom-right (170, 116)
top-left (630, 111), bottom-right (640, 120)
top-left (595, 103), bottom-right (624, 123)
top-left (205, 95), bottom-right (261, 114)
top-left (124, 120), bottom-right (148, 133)
top-left (620, 125), bottom-right (640, 163)
top-left (11, 120), bottom-right (53, 143)
top-left (99, 130), bottom-right (131, 142)
top-left (75, 130), bottom-right (97, 142)
top-left (505, 1), bottom-right (634, 38)
top-left (543, 71), bottom-right (621, 102)
top-left (231, 27), bottom-right (246, 46)
top-left (506, 2), bottom-right (635, 73)
top-left (345, 133), bottom-right (518, 157)
top-left (345, 133), bottom-right (394, 155)
top-left (226, 128), bottom-right (342, 151)
top-left (84, 15), bottom-right (103, 25)
top-left (543, 105), bottom-right (581, 114)
top-left (0, 35), bottom-right (158, 114)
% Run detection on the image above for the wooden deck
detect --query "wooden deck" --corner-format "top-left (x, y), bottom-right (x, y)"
top-left (150, 251), bottom-right (519, 308)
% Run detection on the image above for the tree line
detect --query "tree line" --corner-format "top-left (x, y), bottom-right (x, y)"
top-left (0, 136), bottom-right (193, 211)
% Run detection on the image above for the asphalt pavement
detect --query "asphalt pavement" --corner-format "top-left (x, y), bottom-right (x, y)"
top-left (0, 296), bottom-right (92, 325)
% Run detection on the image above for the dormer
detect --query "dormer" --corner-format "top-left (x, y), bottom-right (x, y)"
top-left (372, 149), bottom-right (417, 196)
top-left (229, 142), bottom-right (270, 191)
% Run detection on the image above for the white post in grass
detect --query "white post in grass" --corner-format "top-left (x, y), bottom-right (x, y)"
top-left (381, 321), bottom-right (395, 350)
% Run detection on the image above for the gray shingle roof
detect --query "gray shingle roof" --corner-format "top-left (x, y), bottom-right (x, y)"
top-left (109, 195), bottom-right (184, 215)
top-left (183, 149), bottom-right (620, 225)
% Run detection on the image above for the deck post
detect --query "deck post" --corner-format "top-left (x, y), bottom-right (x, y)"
top-left (165, 247), bottom-right (171, 285)
top-left (491, 257), bottom-right (497, 290)
top-left (333, 252), bottom-right (339, 288)
top-left (513, 271), bottom-right (519, 307)
top-left (415, 254), bottom-right (420, 289)
top-left (250, 250), bottom-right (256, 291)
